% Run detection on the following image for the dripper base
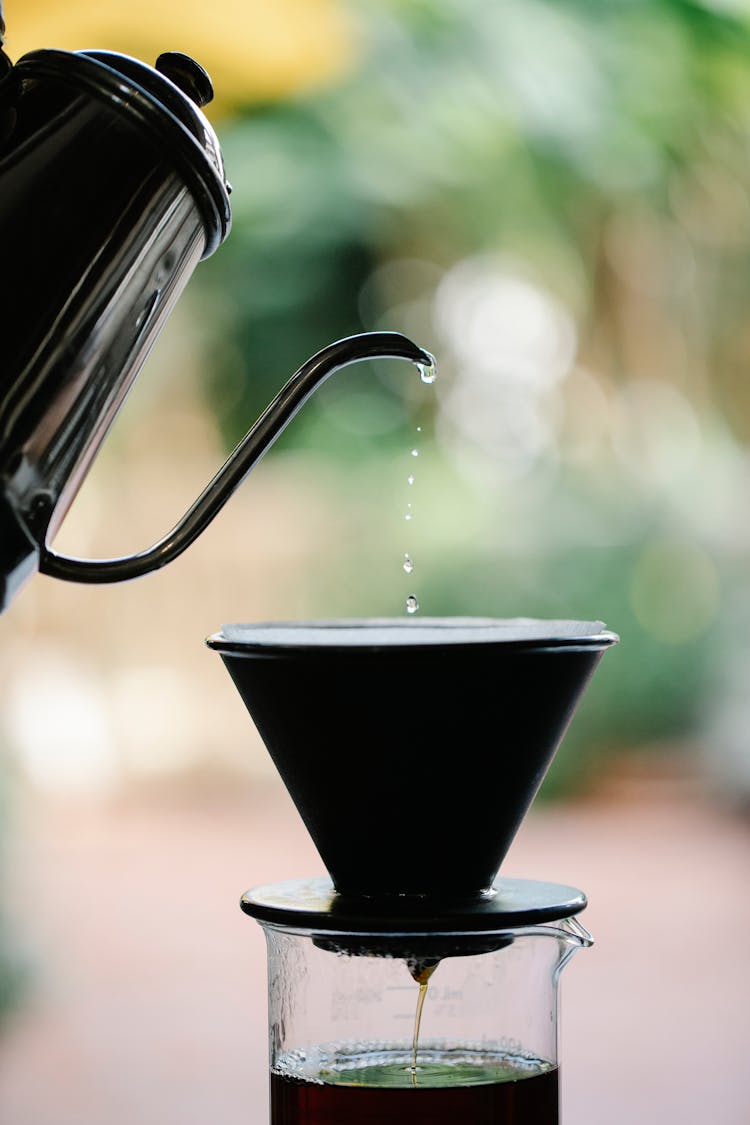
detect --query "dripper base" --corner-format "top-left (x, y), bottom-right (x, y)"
top-left (241, 874), bottom-right (587, 932)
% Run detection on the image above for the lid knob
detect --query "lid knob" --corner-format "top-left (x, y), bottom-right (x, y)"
top-left (155, 51), bottom-right (214, 107)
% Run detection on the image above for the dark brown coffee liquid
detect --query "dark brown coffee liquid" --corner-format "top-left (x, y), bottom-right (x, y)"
top-left (270, 1052), bottom-right (558, 1124)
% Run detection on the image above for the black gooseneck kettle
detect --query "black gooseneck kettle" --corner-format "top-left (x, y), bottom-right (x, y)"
top-left (0, 9), bottom-right (433, 613)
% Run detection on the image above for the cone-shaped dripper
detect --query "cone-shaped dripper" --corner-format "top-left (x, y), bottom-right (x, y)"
top-left (207, 618), bottom-right (618, 900)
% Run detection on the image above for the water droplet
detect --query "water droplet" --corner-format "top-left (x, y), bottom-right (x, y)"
top-left (416, 426), bottom-right (422, 433)
top-left (410, 448), bottom-right (419, 457)
top-left (403, 554), bottom-right (414, 574)
top-left (406, 594), bottom-right (419, 614)
top-left (407, 473), bottom-right (415, 485)
top-left (417, 361), bottom-right (437, 385)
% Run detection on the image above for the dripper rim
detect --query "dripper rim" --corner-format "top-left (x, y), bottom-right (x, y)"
top-left (207, 616), bottom-right (619, 656)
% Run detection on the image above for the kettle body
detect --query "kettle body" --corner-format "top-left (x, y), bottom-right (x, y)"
top-left (0, 43), bottom-right (434, 615)
top-left (0, 46), bottom-right (232, 610)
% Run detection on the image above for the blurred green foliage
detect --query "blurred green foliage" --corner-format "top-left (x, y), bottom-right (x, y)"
top-left (193, 0), bottom-right (750, 793)
top-left (200, 0), bottom-right (750, 437)
top-left (0, 766), bottom-right (28, 1027)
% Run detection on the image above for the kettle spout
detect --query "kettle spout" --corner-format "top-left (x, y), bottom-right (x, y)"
top-left (39, 332), bottom-right (435, 585)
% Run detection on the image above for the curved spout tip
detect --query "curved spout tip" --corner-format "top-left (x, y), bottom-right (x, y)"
top-left (317, 331), bottom-right (435, 374)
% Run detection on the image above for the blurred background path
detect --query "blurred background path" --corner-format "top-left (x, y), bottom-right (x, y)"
top-left (1, 757), bottom-right (748, 1125)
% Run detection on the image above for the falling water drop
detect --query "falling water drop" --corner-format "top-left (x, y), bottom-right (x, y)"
top-left (401, 383), bottom-right (432, 615)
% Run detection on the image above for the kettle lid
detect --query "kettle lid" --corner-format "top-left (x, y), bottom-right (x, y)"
top-left (14, 47), bottom-right (231, 257)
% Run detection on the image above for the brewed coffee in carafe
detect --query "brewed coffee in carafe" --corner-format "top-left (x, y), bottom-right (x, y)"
top-left (207, 617), bottom-right (618, 1123)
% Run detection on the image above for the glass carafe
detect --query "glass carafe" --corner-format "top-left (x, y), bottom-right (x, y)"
top-left (243, 875), bottom-right (592, 1125)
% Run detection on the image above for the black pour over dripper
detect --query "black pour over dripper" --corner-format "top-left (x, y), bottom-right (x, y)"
top-left (207, 618), bottom-right (618, 901)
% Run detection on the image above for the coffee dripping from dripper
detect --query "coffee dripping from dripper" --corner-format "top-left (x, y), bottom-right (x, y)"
top-left (0, 8), bottom-right (432, 613)
top-left (208, 617), bottom-right (619, 1123)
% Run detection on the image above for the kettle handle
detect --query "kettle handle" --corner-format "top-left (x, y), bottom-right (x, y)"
top-left (39, 332), bottom-right (435, 585)
top-left (0, 2), bottom-right (10, 77)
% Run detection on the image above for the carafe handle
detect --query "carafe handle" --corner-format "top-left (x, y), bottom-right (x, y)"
top-left (39, 332), bottom-right (434, 585)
